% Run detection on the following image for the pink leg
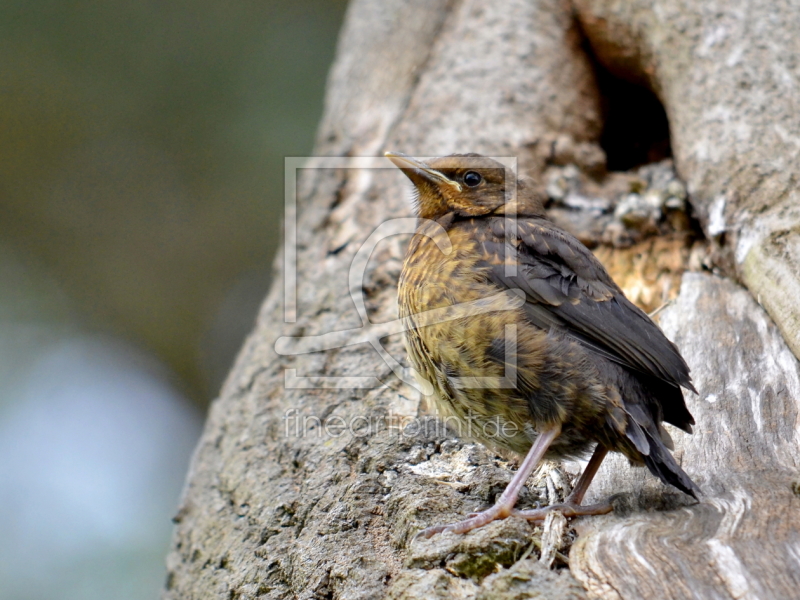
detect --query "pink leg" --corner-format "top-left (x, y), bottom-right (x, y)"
top-left (415, 424), bottom-right (562, 539)
top-left (512, 444), bottom-right (614, 521)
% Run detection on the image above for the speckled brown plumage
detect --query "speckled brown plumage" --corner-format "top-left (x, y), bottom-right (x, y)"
top-left (387, 152), bottom-right (700, 538)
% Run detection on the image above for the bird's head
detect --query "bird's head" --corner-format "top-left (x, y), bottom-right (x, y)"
top-left (385, 152), bottom-right (545, 221)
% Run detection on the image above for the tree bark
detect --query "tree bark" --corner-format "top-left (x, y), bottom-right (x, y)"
top-left (164, 1), bottom-right (800, 598)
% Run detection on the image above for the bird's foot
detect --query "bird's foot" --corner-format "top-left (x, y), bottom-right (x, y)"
top-left (511, 498), bottom-right (614, 522)
top-left (415, 502), bottom-right (512, 540)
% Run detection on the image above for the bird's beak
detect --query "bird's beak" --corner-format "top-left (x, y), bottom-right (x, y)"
top-left (385, 151), bottom-right (462, 192)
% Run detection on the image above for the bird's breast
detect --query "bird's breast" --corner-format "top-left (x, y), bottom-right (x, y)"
top-left (399, 226), bottom-right (496, 315)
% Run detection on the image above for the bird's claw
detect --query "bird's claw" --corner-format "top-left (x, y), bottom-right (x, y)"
top-left (414, 497), bottom-right (615, 541)
top-left (511, 499), bottom-right (614, 521)
top-left (413, 504), bottom-right (509, 540)
top-left (413, 523), bottom-right (456, 540)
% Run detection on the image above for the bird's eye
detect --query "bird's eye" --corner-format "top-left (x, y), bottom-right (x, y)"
top-left (463, 171), bottom-right (482, 187)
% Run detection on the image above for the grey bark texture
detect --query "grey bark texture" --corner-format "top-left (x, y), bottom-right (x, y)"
top-left (164, 1), bottom-right (800, 599)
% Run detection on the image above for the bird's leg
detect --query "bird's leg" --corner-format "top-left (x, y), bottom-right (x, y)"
top-left (512, 444), bottom-right (614, 521)
top-left (415, 424), bottom-right (561, 539)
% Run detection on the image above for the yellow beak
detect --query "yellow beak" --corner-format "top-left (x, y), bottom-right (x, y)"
top-left (384, 151), bottom-right (462, 192)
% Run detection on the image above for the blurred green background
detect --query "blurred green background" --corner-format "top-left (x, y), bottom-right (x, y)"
top-left (0, 1), bottom-right (346, 598)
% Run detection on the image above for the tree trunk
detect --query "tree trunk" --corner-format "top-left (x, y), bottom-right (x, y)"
top-left (163, 1), bottom-right (800, 598)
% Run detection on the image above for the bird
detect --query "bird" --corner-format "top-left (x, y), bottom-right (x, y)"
top-left (385, 151), bottom-right (700, 539)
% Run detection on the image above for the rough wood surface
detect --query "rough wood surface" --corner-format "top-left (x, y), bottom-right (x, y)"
top-left (163, 1), bottom-right (800, 598)
top-left (571, 273), bottom-right (800, 600)
top-left (574, 0), bottom-right (800, 362)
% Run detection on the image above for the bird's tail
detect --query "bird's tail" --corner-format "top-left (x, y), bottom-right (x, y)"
top-left (642, 431), bottom-right (701, 498)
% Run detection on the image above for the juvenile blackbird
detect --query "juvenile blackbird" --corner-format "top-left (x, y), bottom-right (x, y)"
top-left (386, 151), bottom-right (700, 538)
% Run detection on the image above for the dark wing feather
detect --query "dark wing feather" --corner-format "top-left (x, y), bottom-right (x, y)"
top-left (479, 217), bottom-right (696, 430)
